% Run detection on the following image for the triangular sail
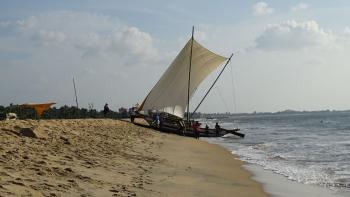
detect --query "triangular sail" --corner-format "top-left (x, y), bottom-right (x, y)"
top-left (139, 39), bottom-right (227, 118)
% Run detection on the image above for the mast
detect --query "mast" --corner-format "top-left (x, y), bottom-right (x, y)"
top-left (187, 26), bottom-right (194, 123)
top-left (190, 53), bottom-right (234, 118)
top-left (73, 77), bottom-right (79, 108)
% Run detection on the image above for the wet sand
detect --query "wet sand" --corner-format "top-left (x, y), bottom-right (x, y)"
top-left (0, 119), bottom-right (268, 197)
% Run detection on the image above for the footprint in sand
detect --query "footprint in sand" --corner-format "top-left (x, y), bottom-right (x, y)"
top-left (7, 180), bottom-right (26, 186)
top-left (75, 174), bottom-right (92, 182)
top-left (0, 171), bottom-right (11, 177)
top-left (110, 184), bottom-right (137, 197)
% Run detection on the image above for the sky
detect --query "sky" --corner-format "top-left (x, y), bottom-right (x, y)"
top-left (1, 0), bottom-right (350, 113)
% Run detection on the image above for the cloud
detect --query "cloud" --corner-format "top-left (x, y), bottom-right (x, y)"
top-left (0, 16), bottom-right (37, 31)
top-left (291, 3), bottom-right (310, 11)
top-left (254, 20), bottom-right (335, 51)
top-left (108, 27), bottom-right (158, 61)
top-left (253, 2), bottom-right (274, 16)
top-left (0, 11), bottom-right (159, 64)
top-left (344, 27), bottom-right (350, 34)
top-left (32, 30), bottom-right (67, 45)
top-left (75, 26), bottom-right (158, 63)
top-left (0, 11), bottom-right (165, 108)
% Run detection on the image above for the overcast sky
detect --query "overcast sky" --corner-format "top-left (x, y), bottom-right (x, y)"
top-left (1, 0), bottom-right (350, 113)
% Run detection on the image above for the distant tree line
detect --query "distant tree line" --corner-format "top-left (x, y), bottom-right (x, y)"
top-left (0, 104), bottom-right (130, 120)
top-left (184, 112), bottom-right (202, 119)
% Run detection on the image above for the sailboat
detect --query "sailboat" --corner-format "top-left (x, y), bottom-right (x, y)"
top-left (135, 27), bottom-right (244, 138)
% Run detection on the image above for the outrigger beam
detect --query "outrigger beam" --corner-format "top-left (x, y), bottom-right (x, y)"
top-left (190, 53), bottom-right (234, 118)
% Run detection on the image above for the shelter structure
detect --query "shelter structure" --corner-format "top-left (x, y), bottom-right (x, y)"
top-left (19, 102), bottom-right (56, 118)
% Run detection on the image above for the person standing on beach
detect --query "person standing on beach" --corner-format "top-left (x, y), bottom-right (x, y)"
top-left (193, 121), bottom-right (200, 139)
top-left (205, 124), bottom-right (209, 137)
top-left (215, 122), bottom-right (221, 137)
top-left (103, 103), bottom-right (109, 117)
top-left (129, 107), bottom-right (135, 123)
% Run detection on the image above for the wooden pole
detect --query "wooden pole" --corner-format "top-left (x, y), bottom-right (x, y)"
top-left (187, 26), bottom-right (194, 124)
top-left (73, 77), bottom-right (79, 108)
top-left (190, 53), bottom-right (234, 118)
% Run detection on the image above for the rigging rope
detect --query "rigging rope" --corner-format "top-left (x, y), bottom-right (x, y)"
top-left (211, 76), bottom-right (229, 112)
top-left (229, 61), bottom-right (237, 113)
top-left (229, 61), bottom-right (239, 128)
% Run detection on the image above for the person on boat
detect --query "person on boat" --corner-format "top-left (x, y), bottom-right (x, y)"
top-left (152, 112), bottom-right (161, 128)
top-left (189, 120), bottom-right (194, 129)
top-left (178, 120), bottom-right (185, 130)
top-left (103, 103), bottom-right (109, 117)
top-left (205, 124), bottom-right (209, 137)
top-left (192, 121), bottom-right (200, 139)
top-left (215, 122), bottom-right (221, 137)
top-left (158, 113), bottom-right (163, 128)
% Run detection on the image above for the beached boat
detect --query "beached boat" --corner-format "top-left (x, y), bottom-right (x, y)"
top-left (134, 27), bottom-right (244, 138)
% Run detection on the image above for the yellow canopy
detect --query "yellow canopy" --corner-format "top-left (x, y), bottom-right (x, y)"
top-left (19, 102), bottom-right (56, 117)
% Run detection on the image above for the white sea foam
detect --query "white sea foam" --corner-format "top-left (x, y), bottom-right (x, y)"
top-left (203, 112), bottom-right (350, 194)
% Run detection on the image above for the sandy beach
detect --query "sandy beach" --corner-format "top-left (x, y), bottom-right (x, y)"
top-left (0, 119), bottom-right (268, 197)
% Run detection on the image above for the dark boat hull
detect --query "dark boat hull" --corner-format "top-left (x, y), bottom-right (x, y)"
top-left (152, 125), bottom-right (244, 138)
top-left (131, 112), bottom-right (245, 138)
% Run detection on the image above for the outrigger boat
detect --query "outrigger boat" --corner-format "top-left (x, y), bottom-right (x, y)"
top-left (133, 27), bottom-right (244, 138)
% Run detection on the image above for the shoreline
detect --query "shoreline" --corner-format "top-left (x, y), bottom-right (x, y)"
top-left (147, 130), bottom-right (269, 197)
top-left (244, 164), bottom-right (347, 197)
top-left (203, 138), bottom-right (349, 197)
top-left (0, 119), bottom-right (268, 196)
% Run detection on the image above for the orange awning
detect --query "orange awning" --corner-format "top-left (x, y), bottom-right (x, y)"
top-left (19, 102), bottom-right (56, 117)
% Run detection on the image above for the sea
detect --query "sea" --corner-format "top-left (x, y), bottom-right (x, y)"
top-left (199, 111), bottom-right (350, 196)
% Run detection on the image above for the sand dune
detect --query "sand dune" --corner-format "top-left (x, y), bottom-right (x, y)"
top-left (0, 119), bottom-right (267, 197)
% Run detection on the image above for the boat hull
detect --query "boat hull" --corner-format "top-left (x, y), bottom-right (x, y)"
top-left (134, 112), bottom-right (244, 138)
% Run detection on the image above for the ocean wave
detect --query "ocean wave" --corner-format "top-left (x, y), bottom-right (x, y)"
top-left (207, 112), bottom-right (350, 193)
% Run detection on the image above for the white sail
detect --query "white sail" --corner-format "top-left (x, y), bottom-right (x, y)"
top-left (139, 39), bottom-right (227, 118)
